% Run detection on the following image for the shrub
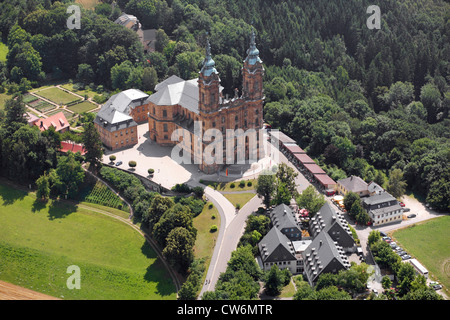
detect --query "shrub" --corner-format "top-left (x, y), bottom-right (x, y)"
top-left (236, 203), bottom-right (241, 209)
top-left (109, 155), bottom-right (116, 162)
top-left (210, 225), bottom-right (218, 232)
top-left (148, 168), bottom-right (155, 175)
top-left (128, 161), bottom-right (137, 168)
top-left (230, 183), bottom-right (235, 188)
top-left (208, 203), bottom-right (214, 209)
top-left (193, 186), bottom-right (204, 198)
top-left (211, 214), bottom-right (216, 220)
top-left (247, 181), bottom-right (253, 187)
top-left (239, 180), bottom-right (245, 188)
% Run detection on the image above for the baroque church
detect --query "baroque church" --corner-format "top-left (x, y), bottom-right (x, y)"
top-left (94, 30), bottom-right (265, 174)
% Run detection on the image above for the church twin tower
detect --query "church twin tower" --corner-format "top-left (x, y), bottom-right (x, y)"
top-left (195, 29), bottom-right (265, 173)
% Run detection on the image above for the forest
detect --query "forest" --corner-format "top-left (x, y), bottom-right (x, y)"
top-left (0, 0), bottom-right (448, 210)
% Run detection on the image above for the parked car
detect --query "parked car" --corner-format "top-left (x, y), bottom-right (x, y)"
top-left (115, 161), bottom-right (123, 166)
top-left (407, 213), bottom-right (417, 218)
top-left (432, 284), bottom-right (442, 290)
top-left (397, 251), bottom-right (407, 256)
top-left (403, 208), bottom-right (411, 212)
top-left (402, 255), bottom-right (411, 260)
top-left (380, 231), bottom-right (387, 237)
top-left (399, 202), bottom-right (405, 207)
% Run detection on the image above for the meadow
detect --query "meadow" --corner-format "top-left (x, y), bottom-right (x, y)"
top-left (0, 183), bottom-right (176, 300)
top-left (392, 216), bottom-right (450, 293)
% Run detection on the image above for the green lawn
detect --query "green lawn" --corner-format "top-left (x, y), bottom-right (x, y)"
top-left (392, 216), bottom-right (450, 293)
top-left (223, 192), bottom-right (256, 208)
top-left (34, 87), bottom-right (80, 105)
top-left (67, 101), bottom-right (97, 114)
top-left (0, 42), bottom-right (8, 62)
top-left (0, 183), bottom-right (176, 300)
top-left (193, 202), bottom-right (220, 260)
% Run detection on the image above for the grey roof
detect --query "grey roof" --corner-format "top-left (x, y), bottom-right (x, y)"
top-left (114, 13), bottom-right (139, 27)
top-left (104, 89), bottom-right (148, 115)
top-left (302, 232), bottom-right (351, 285)
top-left (94, 89), bottom-right (146, 132)
top-left (147, 76), bottom-right (200, 114)
top-left (370, 204), bottom-right (402, 216)
top-left (94, 110), bottom-right (137, 133)
top-left (258, 227), bottom-right (296, 263)
top-left (270, 204), bottom-right (299, 231)
top-left (362, 192), bottom-right (397, 206)
top-left (338, 176), bottom-right (368, 193)
top-left (310, 202), bottom-right (354, 248)
top-left (368, 181), bottom-right (384, 194)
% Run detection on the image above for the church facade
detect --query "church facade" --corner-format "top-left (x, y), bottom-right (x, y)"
top-left (146, 30), bottom-right (265, 173)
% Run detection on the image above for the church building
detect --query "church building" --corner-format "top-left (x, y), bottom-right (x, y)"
top-left (146, 30), bottom-right (265, 173)
top-left (95, 30), bottom-right (265, 174)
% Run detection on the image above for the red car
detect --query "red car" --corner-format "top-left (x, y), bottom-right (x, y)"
top-left (399, 202), bottom-right (405, 207)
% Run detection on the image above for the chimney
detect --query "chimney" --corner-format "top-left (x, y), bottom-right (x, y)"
top-left (40, 121), bottom-right (43, 127)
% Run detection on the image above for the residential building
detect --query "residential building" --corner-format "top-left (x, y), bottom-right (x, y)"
top-left (93, 89), bottom-right (147, 150)
top-left (309, 202), bottom-right (355, 252)
top-left (114, 13), bottom-right (140, 30)
top-left (269, 204), bottom-right (302, 241)
top-left (336, 175), bottom-right (369, 197)
top-left (258, 227), bottom-right (298, 274)
top-left (114, 13), bottom-right (156, 53)
top-left (301, 232), bottom-right (351, 287)
top-left (362, 192), bottom-right (403, 226)
top-left (35, 112), bottom-right (70, 133)
top-left (368, 181), bottom-right (384, 196)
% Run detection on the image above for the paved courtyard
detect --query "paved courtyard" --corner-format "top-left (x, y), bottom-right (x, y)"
top-left (102, 123), bottom-right (277, 189)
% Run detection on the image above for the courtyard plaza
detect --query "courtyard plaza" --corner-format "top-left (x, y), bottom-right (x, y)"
top-left (101, 123), bottom-right (277, 190)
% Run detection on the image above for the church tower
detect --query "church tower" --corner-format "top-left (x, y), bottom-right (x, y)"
top-left (198, 39), bottom-right (221, 113)
top-left (242, 28), bottom-right (264, 101)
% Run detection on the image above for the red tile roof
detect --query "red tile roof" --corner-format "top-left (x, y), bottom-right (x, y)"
top-left (285, 145), bottom-right (306, 154)
top-left (314, 174), bottom-right (336, 188)
top-left (35, 112), bottom-right (69, 132)
top-left (60, 141), bottom-right (86, 155)
top-left (303, 163), bottom-right (326, 175)
top-left (294, 153), bottom-right (315, 164)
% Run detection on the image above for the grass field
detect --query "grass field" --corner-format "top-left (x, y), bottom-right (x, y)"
top-left (0, 183), bottom-right (176, 300)
top-left (67, 101), bottom-right (97, 114)
top-left (0, 42), bottom-right (8, 62)
top-left (35, 87), bottom-right (80, 105)
top-left (392, 216), bottom-right (450, 293)
top-left (223, 192), bottom-right (256, 208)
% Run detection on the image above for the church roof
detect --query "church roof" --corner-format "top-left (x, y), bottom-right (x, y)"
top-left (200, 39), bottom-right (218, 77)
top-left (147, 77), bottom-right (200, 114)
top-left (245, 28), bottom-right (262, 65)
